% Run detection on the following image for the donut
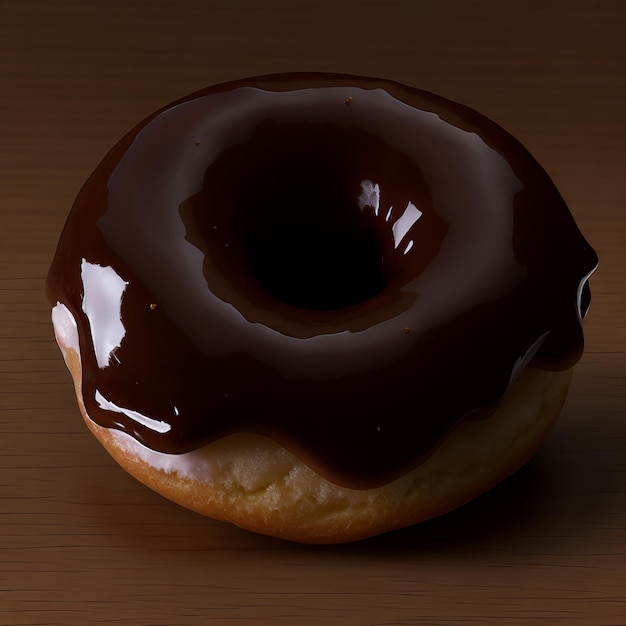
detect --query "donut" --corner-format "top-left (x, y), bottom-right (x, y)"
top-left (46, 74), bottom-right (597, 543)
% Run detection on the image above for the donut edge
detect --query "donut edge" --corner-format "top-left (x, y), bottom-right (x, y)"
top-left (54, 314), bottom-right (572, 544)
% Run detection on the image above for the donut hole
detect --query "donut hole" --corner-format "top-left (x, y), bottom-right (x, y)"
top-left (243, 167), bottom-right (385, 311)
top-left (181, 120), bottom-right (447, 315)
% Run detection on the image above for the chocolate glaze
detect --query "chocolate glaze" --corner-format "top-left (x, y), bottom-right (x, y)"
top-left (46, 74), bottom-right (598, 488)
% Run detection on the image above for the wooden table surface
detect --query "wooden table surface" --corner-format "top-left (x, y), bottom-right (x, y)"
top-left (2, 1), bottom-right (625, 624)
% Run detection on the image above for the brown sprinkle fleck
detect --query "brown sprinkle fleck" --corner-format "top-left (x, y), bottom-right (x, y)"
top-left (194, 139), bottom-right (200, 146)
top-left (404, 326), bottom-right (410, 334)
top-left (345, 96), bottom-right (352, 105)
top-left (149, 303), bottom-right (157, 311)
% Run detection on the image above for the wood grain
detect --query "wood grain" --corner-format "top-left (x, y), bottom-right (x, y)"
top-left (1, 1), bottom-right (625, 624)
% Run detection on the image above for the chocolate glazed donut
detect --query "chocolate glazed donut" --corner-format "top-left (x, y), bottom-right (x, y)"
top-left (47, 74), bottom-right (597, 539)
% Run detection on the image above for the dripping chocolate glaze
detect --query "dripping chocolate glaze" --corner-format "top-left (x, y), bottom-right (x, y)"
top-left (46, 74), bottom-right (598, 488)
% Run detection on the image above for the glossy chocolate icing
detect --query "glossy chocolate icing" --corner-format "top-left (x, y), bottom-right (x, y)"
top-left (46, 74), bottom-right (598, 488)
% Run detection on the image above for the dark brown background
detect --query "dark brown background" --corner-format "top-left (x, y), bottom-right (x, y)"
top-left (1, 1), bottom-right (625, 624)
